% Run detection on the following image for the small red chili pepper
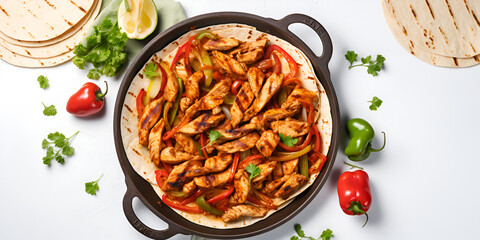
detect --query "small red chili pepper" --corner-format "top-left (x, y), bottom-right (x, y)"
top-left (264, 45), bottom-right (298, 79)
top-left (136, 88), bottom-right (146, 117)
top-left (207, 184), bottom-right (234, 204)
top-left (66, 81), bottom-right (108, 117)
top-left (228, 153), bottom-right (240, 182)
top-left (161, 194), bottom-right (204, 213)
top-left (337, 170), bottom-right (372, 227)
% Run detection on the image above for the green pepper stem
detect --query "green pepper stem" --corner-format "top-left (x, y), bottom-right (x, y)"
top-left (344, 162), bottom-right (364, 170)
top-left (96, 81), bottom-right (108, 100)
top-left (369, 131), bottom-right (386, 152)
top-left (349, 201), bottom-right (369, 227)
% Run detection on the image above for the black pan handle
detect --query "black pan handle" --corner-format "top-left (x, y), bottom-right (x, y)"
top-left (277, 14), bottom-right (333, 65)
top-left (123, 184), bottom-right (179, 239)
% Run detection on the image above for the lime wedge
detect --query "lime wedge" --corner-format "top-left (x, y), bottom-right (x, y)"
top-left (118, 0), bottom-right (158, 40)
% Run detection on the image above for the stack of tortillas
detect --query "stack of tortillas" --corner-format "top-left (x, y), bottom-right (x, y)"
top-left (0, 0), bottom-right (102, 68)
top-left (382, 0), bottom-right (480, 67)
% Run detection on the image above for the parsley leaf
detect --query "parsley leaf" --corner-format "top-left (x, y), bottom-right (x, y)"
top-left (291, 224), bottom-right (334, 240)
top-left (346, 51), bottom-right (385, 76)
top-left (144, 62), bottom-right (160, 79)
top-left (208, 130), bottom-right (224, 145)
top-left (279, 133), bottom-right (298, 147)
top-left (42, 131), bottom-right (78, 165)
top-left (73, 18), bottom-right (128, 79)
top-left (37, 75), bottom-right (49, 89)
top-left (245, 164), bottom-right (261, 183)
top-left (368, 96), bottom-right (383, 111)
top-left (42, 102), bottom-right (57, 116)
top-left (85, 174), bottom-right (103, 195)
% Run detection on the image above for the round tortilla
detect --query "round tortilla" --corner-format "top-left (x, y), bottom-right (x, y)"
top-left (0, 0), bottom-right (96, 42)
top-left (120, 24), bottom-right (333, 228)
top-left (383, 0), bottom-right (480, 58)
top-left (0, 45), bottom-right (74, 68)
top-left (382, 0), bottom-right (480, 67)
top-left (0, 0), bottom-right (101, 59)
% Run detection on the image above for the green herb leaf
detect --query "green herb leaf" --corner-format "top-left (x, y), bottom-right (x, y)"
top-left (368, 96), bottom-right (383, 111)
top-left (144, 62), bottom-right (160, 79)
top-left (291, 237), bottom-right (300, 240)
top-left (279, 133), bottom-right (298, 147)
top-left (346, 51), bottom-right (385, 76)
top-left (37, 75), bottom-right (49, 89)
top-left (85, 174), bottom-right (103, 195)
top-left (345, 51), bottom-right (358, 67)
top-left (42, 131), bottom-right (78, 165)
top-left (72, 18), bottom-right (128, 79)
top-left (208, 130), bottom-right (224, 145)
top-left (42, 102), bottom-right (57, 116)
top-left (245, 164), bottom-right (261, 183)
top-left (320, 229), bottom-right (334, 240)
top-left (294, 224), bottom-right (306, 237)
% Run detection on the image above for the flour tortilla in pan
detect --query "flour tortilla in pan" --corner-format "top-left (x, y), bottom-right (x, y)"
top-left (383, 0), bottom-right (480, 58)
top-left (120, 24), bottom-right (333, 228)
top-left (0, 0), bottom-right (96, 42)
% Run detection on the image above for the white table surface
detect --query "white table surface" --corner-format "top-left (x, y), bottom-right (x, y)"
top-left (1, 0), bottom-right (480, 239)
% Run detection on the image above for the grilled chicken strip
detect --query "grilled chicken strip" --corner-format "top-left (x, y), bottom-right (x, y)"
top-left (243, 73), bottom-right (284, 122)
top-left (230, 38), bottom-right (267, 64)
top-left (180, 97), bottom-right (194, 112)
top-left (160, 147), bottom-right (205, 164)
top-left (186, 152), bottom-right (233, 178)
top-left (273, 162), bottom-right (284, 179)
top-left (215, 123), bottom-right (258, 141)
top-left (264, 175), bottom-right (289, 194)
top-left (282, 158), bottom-right (298, 175)
top-left (274, 173), bottom-right (308, 198)
top-left (271, 119), bottom-right (311, 138)
top-left (148, 119), bottom-right (165, 168)
top-left (229, 169), bottom-right (250, 205)
top-left (184, 79), bottom-right (232, 118)
top-left (185, 71), bottom-right (203, 100)
top-left (174, 133), bottom-right (198, 155)
top-left (203, 37), bottom-right (240, 51)
top-left (284, 86), bottom-right (318, 105)
top-left (174, 58), bottom-right (189, 82)
top-left (214, 132), bottom-right (260, 153)
top-left (246, 67), bottom-right (265, 98)
top-left (263, 100), bottom-right (302, 122)
top-left (163, 61), bottom-right (179, 102)
top-left (252, 161), bottom-right (277, 183)
top-left (211, 50), bottom-right (247, 77)
top-left (163, 160), bottom-right (203, 191)
top-left (221, 205), bottom-right (269, 222)
top-left (179, 112), bottom-right (226, 135)
top-left (194, 168), bottom-right (231, 188)
top-left (138, 98), bottom-right (164, 146)
top-left (230, 82), bottom-right (255, 127)
top-left (183, 181), bottom-right (197, 194)
top-left (256, 130), bottom-right (280, 157)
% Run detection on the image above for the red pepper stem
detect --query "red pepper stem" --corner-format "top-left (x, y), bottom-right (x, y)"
top-left (368, 131), bottom-right (386, 152)
top-left (96, 81), bottom-right (108, 100)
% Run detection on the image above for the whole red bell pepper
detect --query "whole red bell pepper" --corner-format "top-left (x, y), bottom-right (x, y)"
top-left (337, 170), bottom-right (372, 227)
top-left (66, 81), bottom-right (108, 117)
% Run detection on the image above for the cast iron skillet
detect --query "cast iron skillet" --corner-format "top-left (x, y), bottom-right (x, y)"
top-left (114, 12), bottom-right (340, 239)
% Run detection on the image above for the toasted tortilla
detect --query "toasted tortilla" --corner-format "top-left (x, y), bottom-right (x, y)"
top-left (382, 0), bottom-right (480, 67)
top-left (383, 0), bottom-right (480, 58)
top-left (120, 24), bottom-right (333, 228)
top-left (0, 0), bottom-right (96, 42)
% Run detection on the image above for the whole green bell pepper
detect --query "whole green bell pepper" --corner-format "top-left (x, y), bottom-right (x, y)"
top-left (344, 118), bottom-right (386, 161)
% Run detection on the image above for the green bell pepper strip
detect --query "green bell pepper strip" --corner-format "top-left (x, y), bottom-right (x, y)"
top-left (163, 101), bottom-right (172, 131)
top-left (223, 93), bottom-right (236, 105)
top-left (196, 195), bottom-right (224, 216)
top-left (196, 31), bottom-right (216, 41)
top-left (344, 118), bottom-right (386, 161)
top-left (198, 46), bottom-right (214, 86)
top-left (269, 145), bottom-right (312, 162)
top-left (193, 141), bottom-right (205, 157)
top-left (169, 77), bottom-right (184, 126)
top-left (299, 154), bottom-right (309, 178)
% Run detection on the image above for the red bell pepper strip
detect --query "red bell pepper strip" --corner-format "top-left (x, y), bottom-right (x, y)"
top-left (170, 44), bottom-right (187, 71)
top-left (213, 71), bottom-right (225, 81)
top-left (161, 194), bottom-right (204, 213)
top-left (256, 59), bottom-right (273, 71)
top-left (297, 99), bottom-right (315, 124)
top-left (200, 133), bottom-right (209, 158)
top-left (231, 80), bottom-right (244, 95)
top-left (154, 169), bottom-right (169, 189)
top-left (247, 194), bottom-right (277, 210)
top-left (238, 154), bottom-right (265, 169)
top-left (183, 39), bottom-right (195, 76)
top-left (264, 45), bottom-right (298, 79)
top-left (252, 190), bottom-right (274, 204)
top-left (228, 153), bottom-right (240, 182)
top-left (154, 62), bottom-right (168, 99)
top-left (179, 188), bottom-right (204, 205)
top-left (272, 52), bottom-right (281, 74)
top-left (207, 184), bottom-right (235, 204)
top-left (281, 77), bottom-right (302, 88)
top-left (66, 81), bottom-right (108, 117)
top-left (308, 125), bottom-right (322, 163)
top-left (278, 128), bottom-right (313, 152)
top-left (212, 197), bottom-right (229, 212)
top-left (337, 170), bottom-right (371, 227)
top-left (162, 116), bottom-right (190, 141)
top-left (309, 153), bottom-right (327, 175)
top-left (136, 88), bottom-right (146, 117)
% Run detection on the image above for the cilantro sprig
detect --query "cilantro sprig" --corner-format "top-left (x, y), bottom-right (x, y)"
top-left (368, 96), bottom-right (383, 111)
top-left (85, 174), bottom-right (103, 195)
top-left (144, 62), bottom-right (160, 79)
top-left (37, 75), bottom-right (49, 89)
top-left (42, 102), bottom-right (57, 116)
top-left (72, 18), bottom-right (128, 80)
top-left (207, 130), bottom-right (224, 145)
top-left (42, 131), bottom-right (78, 165)
top-left (245, 164), bottom-right (261, 184)
top-left (279, 133), bottom-right (298, 147)
top-left (291, 224), bottom-right (334, 240)
top-left (345, 50), bottom-right (385, 76)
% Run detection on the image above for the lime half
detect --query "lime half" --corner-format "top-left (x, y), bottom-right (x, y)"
top-left (118, 0), bottom-right (158, 40)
